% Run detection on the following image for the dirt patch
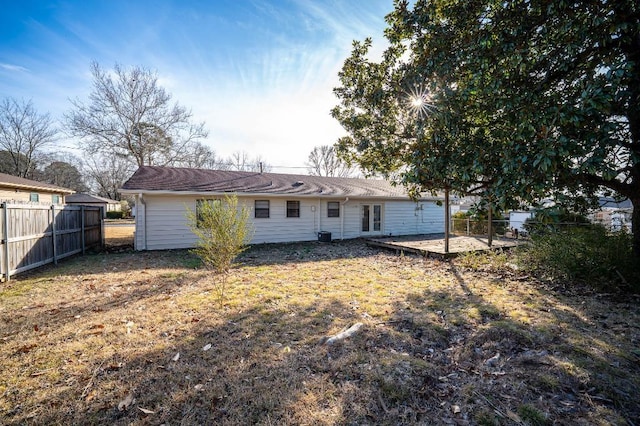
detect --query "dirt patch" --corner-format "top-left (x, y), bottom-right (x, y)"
top-left (0, 240), bottom-right (638, 425)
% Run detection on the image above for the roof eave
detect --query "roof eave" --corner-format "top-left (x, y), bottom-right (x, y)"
top-left (119, 188), bottom-right (441, 201)
top-left (1, 182), bottom-right (74, 194)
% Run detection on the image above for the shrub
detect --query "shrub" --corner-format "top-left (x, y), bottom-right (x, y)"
top-left (186, 195), bottom-right (254, 306)
top-left (515, 225), bottom-right (639, 292)
top-left (106, 211), bottom-right (124, 219)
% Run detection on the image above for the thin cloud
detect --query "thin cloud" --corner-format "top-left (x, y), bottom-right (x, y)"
top-left (0, 63), bottom-right (29, 73)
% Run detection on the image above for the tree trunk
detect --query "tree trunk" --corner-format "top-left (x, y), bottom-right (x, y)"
top-left (444, 188), bottom-right (450, 253)
top-left (487, 204), bottom-right (493, 247)
top-left (632, 198), bottom-right (640, 259)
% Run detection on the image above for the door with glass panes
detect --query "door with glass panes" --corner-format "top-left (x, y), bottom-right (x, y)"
top-left (360, 204), bottom-right (382, 235)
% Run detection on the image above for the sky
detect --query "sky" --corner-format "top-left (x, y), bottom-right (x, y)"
top-left (0, 0), bottom-right (394, 173)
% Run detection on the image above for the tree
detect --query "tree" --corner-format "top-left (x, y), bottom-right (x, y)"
top-left (42, 161), bottom-right (88, 192)
top-left (66, 62), bottom-right (208, 167)
top-left (306, 145), bottom-right (356, 177)
top-left (221, 151), bottom-right (272, 172)
top-left (186, 195), bottom-right (253, 307)
top-left (0, 98), bottom-right (56, 178)
top-left (332, 0), bottom-right (640, 256)
top-left (173, 141), bottom-right (219, 169)
top-left (83, 153), bottom-right (135, 200)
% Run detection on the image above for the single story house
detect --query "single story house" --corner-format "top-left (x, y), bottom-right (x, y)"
top-left (0, 172), bottom-right (73, 205)
top-left (120, 166), bottom-right (445, 251)
top-left (590, 197), bottom-right (632, 232)
top-left (65, 193), bottom-right (121, 217)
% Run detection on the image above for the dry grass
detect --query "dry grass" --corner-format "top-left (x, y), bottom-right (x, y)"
top-left (1, 240), bottom-right (638, 425)
top-left (104, 224), bottom-right (135, 248)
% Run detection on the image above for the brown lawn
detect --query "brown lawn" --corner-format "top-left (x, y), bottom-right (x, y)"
top-left (0, 240), bottom-right (638, 425)
top-left (104, 224), bottom-right (135, 248)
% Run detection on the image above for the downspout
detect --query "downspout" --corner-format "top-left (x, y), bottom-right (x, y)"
top-left (138, 193), bottom-right (147, 250)
top-left (318, 199), bottom-right (322, 234)
top-left (341, 197), bottom-right (350, 240)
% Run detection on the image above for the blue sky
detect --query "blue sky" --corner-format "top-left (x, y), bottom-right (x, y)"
top-left (0, 0), bottom-right (392, 171)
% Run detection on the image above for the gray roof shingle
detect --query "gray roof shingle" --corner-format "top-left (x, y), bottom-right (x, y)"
top-left (121, 166), bottom-right (418, 199)
top-left (66, 193), bottom-right (119, 204)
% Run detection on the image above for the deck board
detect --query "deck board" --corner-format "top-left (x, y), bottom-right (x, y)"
top-left (366, 234), bottom-right (521, 258)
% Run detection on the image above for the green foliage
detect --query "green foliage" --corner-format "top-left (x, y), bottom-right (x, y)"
top-left (186, 195), bottom-right (254, 306)
top-left (332, 0), bottom-right (640, 255)
top-left (106, 211), bottom-right (124, 219)
top-left (517, 404), bottom-right (549, 426)
top-left (524, 208), bottom-right (591, 235)
top-left (516, 226), bottom-right (639, 292)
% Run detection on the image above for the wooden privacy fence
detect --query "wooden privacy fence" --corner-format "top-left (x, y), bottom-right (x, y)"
top-left (0, 203), bottom-right (103, 280)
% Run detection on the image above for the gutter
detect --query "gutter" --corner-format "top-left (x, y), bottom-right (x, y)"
top-left (118, 189), bottom-right (431, 202)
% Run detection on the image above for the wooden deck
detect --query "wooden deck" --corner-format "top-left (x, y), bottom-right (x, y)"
top-left (366, 234), bottom-right (521, 258)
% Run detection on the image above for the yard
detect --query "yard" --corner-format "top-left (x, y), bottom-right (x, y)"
top-left (1, 240), bottom-right (638, 425)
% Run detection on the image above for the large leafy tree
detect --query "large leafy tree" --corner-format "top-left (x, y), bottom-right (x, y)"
top-left (332, 0), bottom-right (640, 256)
top-left (41, 161), bottom-right (88, 193)
top-left (66, 62), bottom-right (208, 167)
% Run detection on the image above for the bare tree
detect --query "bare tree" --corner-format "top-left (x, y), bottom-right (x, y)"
top-left (0, 98), bottom-right (57, 178)
top-left (221, 150), bottom-right (272, 172)
top-left (83, 153), bottom-right (135, 200)
top-left (173, 141), bottom-right (219, 169)
top-left (66, 62), bottom-right (208, 167)
top-left (306, 145), bottom-right (355, 177)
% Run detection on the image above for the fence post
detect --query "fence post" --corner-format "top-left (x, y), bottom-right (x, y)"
top-left (2, 202), bottom-right (9, 281)
top-left (81, 206), bottom-right (86, 255)
top-left (466, 218), bottom-right (470, 235)
top-left (51, 205), bottom-right (58, 265)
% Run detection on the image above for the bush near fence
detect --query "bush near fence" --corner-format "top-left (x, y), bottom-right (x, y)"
top-left (106, 211), bottom-right (125, 219)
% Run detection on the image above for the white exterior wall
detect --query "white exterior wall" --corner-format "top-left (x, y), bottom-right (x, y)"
top-left (385, 200), bottom-right (444, 235)
top-left (134, 194), bottom-right (445, 250)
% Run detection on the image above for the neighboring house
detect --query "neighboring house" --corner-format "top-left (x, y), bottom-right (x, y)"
top-left (65, 193), bottom-right (121, 217)
top-left (120, 166), bottom-right (445, 251)
top-left (591, 197), bottom-right (632, 231)
top-left (509, 211), bottom-right (534, 233)
top-left (0, 172), bottom-right (73, 205)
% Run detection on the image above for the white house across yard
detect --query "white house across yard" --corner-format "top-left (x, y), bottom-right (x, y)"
top-left (120, 166), bottom-right (445, 251)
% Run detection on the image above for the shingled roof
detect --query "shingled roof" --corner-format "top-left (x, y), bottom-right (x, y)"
top-left (120, 166), bottom-right (418, 200)
top-left (0, 172), bottom-right (74, 194)
top-left (66, 193), bottom-right (119, 204)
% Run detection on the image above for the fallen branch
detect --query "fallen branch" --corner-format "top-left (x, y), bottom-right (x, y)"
top-left (324, 322), bottom-right (364, 345)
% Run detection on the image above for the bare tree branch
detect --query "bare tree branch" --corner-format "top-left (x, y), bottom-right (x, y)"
top-left (0, 98), bottom-right (57, 178)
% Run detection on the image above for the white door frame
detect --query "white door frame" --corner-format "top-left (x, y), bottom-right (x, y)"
top-left (360, 203), bottom-right (383, 236)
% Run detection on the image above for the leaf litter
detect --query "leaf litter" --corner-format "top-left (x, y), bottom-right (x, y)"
top-left (0, 240), bottom-right (638, 425)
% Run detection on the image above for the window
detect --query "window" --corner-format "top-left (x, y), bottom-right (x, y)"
top-left (52, 195), bottom-right (61, 204)
top-left (29, 193), bottom-right (39, 202)
top-left (255, 200), bottom-right (270, 218)
top-left (327, 201), bottom-right (340, 218)
top-left (286, 201), bottom-right (300, 218)
top-left (196, 199), bottom-right (219, 227)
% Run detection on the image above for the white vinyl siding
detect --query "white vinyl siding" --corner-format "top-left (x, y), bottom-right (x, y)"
top-left (133, 195), bottom-right (445, 250)
top-left (384, 201), bottom-right (444, 235)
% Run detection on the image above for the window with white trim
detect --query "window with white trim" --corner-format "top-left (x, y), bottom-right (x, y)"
top-left (327, 201), bottom-right (340, 218)
top-left (255, 200), bottom-right (270, 218)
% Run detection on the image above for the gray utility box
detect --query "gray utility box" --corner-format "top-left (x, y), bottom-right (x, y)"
top-left (318, 231), bottom-right (332, 242)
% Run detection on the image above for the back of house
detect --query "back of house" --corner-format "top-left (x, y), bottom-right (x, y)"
top-left (120, 166), bottom-right (445, 250)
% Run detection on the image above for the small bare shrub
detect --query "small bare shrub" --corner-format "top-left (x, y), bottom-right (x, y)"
top-left (186, 194), bottom-right (254, 306)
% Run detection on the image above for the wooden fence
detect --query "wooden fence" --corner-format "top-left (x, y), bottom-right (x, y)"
top-left (0, 203), bottom-right (103, 280)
